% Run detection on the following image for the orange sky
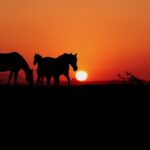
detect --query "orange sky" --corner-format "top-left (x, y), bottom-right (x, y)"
top-left (0, 0), bottom-right (150, 81)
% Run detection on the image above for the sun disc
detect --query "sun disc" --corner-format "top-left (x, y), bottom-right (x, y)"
top-left (76, 70), bottom-right (88, 81)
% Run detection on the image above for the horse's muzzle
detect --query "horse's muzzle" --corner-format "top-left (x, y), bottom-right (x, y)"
top-left (33, 61), bottom-right (36, 65)
top-left (73, 67), bottom-right (78, 71)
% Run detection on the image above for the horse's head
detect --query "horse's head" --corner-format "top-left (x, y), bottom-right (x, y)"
top-left (26, 69), bottom-right (34, 86)
top-left (69, 53), bottom-right (78, 71)
top-left (33, 53), bottom-right (42, 65)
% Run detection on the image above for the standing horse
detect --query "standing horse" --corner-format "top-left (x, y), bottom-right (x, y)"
top-left (0, 52), bottom-right (33, 86)
top-left (33, 53), bottom-right (78, 86)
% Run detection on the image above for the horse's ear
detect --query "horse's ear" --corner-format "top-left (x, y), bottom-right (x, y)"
top-left (70, 53), bottom-right (72, 55)
top-left (75, 53), bottom-right (77, 56)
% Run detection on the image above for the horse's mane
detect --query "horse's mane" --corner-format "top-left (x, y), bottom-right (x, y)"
top-left (35, 53), bottom-right (43, 58)
top-left (16, 52), bottom-right (30, 70)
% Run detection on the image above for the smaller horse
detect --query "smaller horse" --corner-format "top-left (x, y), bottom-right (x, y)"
top-left (33, 53), bottom-right (78, 86)
top-left (0, 52), bottom-right (33, 86)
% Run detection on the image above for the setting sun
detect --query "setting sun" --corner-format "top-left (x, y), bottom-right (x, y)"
top-left (76, 71), bottom-right (88, 81)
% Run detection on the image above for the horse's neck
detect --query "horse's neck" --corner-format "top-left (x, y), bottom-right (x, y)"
top-left (21, 59), bottom-right (30, 74)
top-left (37, 59), bottom-right (43, 67)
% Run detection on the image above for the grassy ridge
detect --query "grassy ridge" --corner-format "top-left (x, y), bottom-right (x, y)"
top-left (0, 84), bottom-right (149, 98)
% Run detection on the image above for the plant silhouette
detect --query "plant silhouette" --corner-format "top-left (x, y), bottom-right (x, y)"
top-left (118, 71), bottom-right (144, 85)
top-left (0, 52), bottom-right (33, 86)
top-left (33, 53), bottom-right (78, 86)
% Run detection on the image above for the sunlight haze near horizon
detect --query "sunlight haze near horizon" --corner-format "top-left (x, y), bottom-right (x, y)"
top-left (0, 0), bottom-right (150, 81)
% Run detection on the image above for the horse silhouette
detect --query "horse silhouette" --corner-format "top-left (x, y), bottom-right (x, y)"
top-left (33, 53), bottom-right (78, 86)
top-left (0, 52), bottom-right (33, 86)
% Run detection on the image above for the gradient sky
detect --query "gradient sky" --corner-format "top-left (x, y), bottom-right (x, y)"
top-left (0, 0), bottom-right (150, 81)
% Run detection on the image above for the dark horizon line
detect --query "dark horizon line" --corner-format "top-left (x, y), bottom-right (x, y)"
top-left (0, 74), bottom-right (150, 84)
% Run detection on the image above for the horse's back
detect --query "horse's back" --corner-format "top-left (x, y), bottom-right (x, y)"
top-left (44, 57), bottom-right (55, 62)
top-left (0, 52), bottom-right (24, 64)
top-left (42, 57), bottom-right (55, 66)
top-left (0, 52), bottom-right (21, 59)
top-left (0, 52), bottom-right (24, 71)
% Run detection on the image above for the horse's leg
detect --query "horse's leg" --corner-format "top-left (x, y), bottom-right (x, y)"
top-left (14, 71), bottom-right (18, 85)
top-left (65, 73), bottom-right (70, 86)
top-left (46, 77), bottom-right (49, 87)
top-left (7, 71), bottom-right (13, 85)
top-left (46, 75), bottom-right (51, 87)
top-left (36, 75), bottom-right (40, 86)
top-left (54, 75), bottom-right (59, 87)
top-left (41, 76), bottom-right (44, 86)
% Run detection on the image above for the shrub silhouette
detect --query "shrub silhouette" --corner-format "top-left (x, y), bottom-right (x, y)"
top-left (117, 71), bottom-right (144, 85)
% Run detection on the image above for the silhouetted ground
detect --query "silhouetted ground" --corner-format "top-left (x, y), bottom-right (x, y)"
top-left (1, 84), bottom-right (149, 129)
top-left (0, 84), bottom-right (149, 99)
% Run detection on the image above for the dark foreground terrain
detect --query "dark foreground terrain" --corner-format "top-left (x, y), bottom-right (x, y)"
top-left (1, 84), bottom-right (149, 128)
top-left (0, 84), bottom-right (150, 99)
